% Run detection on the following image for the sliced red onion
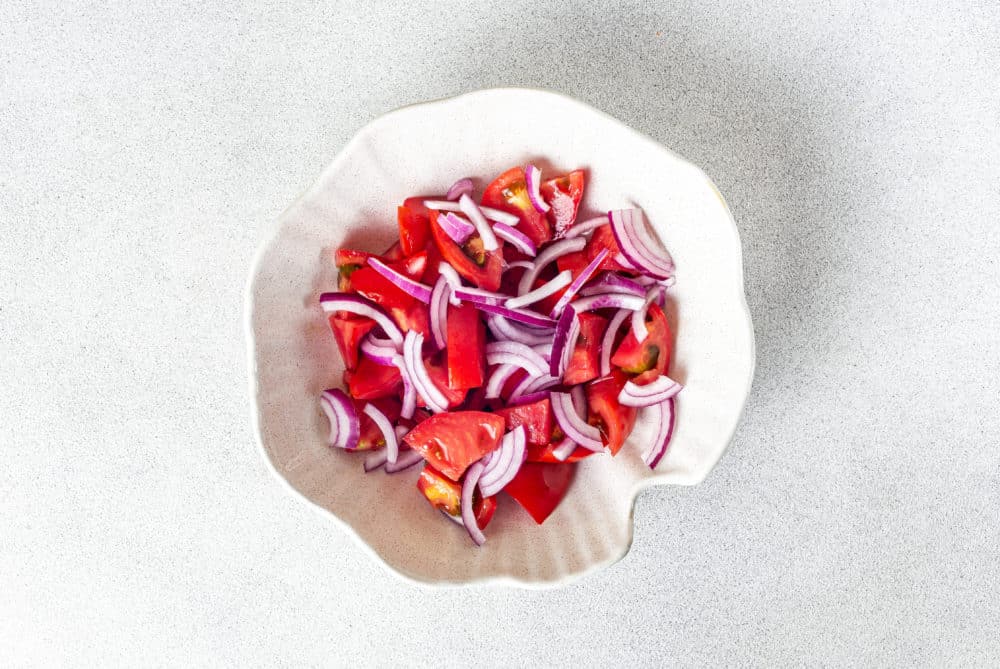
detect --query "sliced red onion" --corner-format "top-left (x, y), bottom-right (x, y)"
top-left (569, 292), bottom-right (646, 313)
top-left (454, 286), bottom-right (507, 305)
top-left (367, 257), bottom-right (432, 303)
top-left (360, 334), bottom-right (398, 366)
top-left (524, 164), bottom-right (550, 213)
top-left (549, 307), bottom-right (579, 377)
top-left (614, 252), bottom-right (638, 271)
top-left (474, 302), bottom-right (556, 328)
top-left (485, 363), bottom-right (518, 399)
top-left (394, 425), bottom-right (409, 440)
top-left (437, 262), bottom-right (463, 306)
top-left (493, 222), bottom-right (537, 256)
top-left (458, 193), bottom-right (499, 252)
top-left (510, 390), bottom-right (551, 406)
top-left (579, 272), bottom-right (646, 298)
top-left (438, 212), bottom-right (475, 244)
top-left (385, 448), bottom-right (424, 473)
top-left (392, 355), bottom-right (416, 419)
top-left (564, 214), bottom-right (610, 238)
top-left (402, 331), bottom-right (447, 413)
top-left (363, 402), bottom-right (398, 463)
top-left (549, 249), bottom-right (609, 317)
top-left (319, 388), bottom-right (360, 450)
top-left (510, 373), bottom-right (559, 401)
top-left (644, 397), bottom-right (676, 469)
top-left (609, 209), bottom-right (674, 279)
top-left (506, 260), bottom-right (534, 272)
top-left (570, 384), bottom-right (587, 416)
top-left (505, 270), bottom-right (572, 309)
top-left (479, 426), bottom-right (527, 497)
top-left (319, 293), bottom-right (403, 348)
top-left (550, 391), bottom-right (604, 451)
top-left (619, 375), bottom-right (683, 407)
top-left (363, 449), bottom-right (388, 472)
top-left (461, 461), bottom-right (487, 546)
top-left (599, 308), bottom-right (631, 376)
top-left (551, 437), bottom-right (578, 461)
top-left (485, 341), bottom-right (549, 376)
top-left (486, 314), bottom-right (555, 346)
top-left (429, 276), bottom-right (450, 350)
top-left (446, 177), bottom-right (474, 201)
top-left (532, 343), bottom-right (553, 361)
top-left (631, 284), bottom-right (664, 343)
top-left (423, 200), bottom-right (520, 226)
top-left (516, 237), bottom-right (587, 296)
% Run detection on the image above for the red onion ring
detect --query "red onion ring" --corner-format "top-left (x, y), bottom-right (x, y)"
top-left (493, 222), bottom-right (537, 256)
top-left (609, 209), bottom-right (674, 279)
top-left (363, 402), bottom-right (398, 463)
top-left (438, 212), bottom-right (475, 244)
top-left (385, 448), bottom-right (425, 473)
top-left (549, 248), bottom-right (609, 317)
top-left (516, 236), bottom-right (587, 295)
top-left (549, 307), bottom-right (579, 377)
top-left (423, 200), bottom-right (520, 226)
top-left (505, 270), bottom-right (572, 309)
top-left (392, 354), bottom-right (416, 419)
top-left (461, 461), bottom-right (487, 546)
top-left (454, 286), bottom-right (508, 305)
top-left (551, 437), bottom-right (578, 461)
top-left (485, 363), bottom-right (518, 399)
top-left (319, 388), bottom-right (360, 450)
top-left (319, 293), bottom-right (403, 348)
top-left (486, 314), bottom-right (555, 346)
top-left (363, 449), bottom-right (388, 472)
top-left (479, 426), bottom-right (527, 497)
top-left (473, 302), bottom-right (556, 328)
top-left (524, 164), bottom-right (550, 213)
top-left (568, 292), bottom-right (645, 313)
top-left (563, 214), bottom-right (610, 238)
top-left (631, 284), bottom-right (665, 343)
top-left (485, 341), bottom-right (550, 376)
top-left (458, 193), bottom-right (499, 252)
top-left (402, 331), bottom-right (447, 413)
top-left (550, 391), bottom-right (604, 451)
top-left (618, 375), bottom-right (683, 407)
top-left (437, 262), bottom-right (464, 306)
top-left (644, 397), bottom-right (676, 469)
top-left (446, 177), bottom-right (474, 201)
top-left (429, 276), bottom-right (450, 350)
top-left (599, 308), bottom-right (631, 376)
top-left (367, 257), bottom-right (432, 303)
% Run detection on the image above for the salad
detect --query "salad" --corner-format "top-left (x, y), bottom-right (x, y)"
top-left (317, 164), bottom-right (682, 545)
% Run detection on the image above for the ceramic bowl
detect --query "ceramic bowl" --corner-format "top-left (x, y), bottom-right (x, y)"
top-left (245, 88), bottom-right (754, 586)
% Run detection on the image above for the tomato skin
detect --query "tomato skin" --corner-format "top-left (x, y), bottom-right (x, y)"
top-left (403, 411), bottom-right (506, 481)
top-left (564, 312), bottom-right (607, 385)
top-left (503, 462), bottom-right (577, 524)
top-left (586, 369), bottom-right (637, 455)
top-left (398, 198), bottom-right (431, 256)
top-left (334, 248), bottom-right (375, 267)
top-left (382, 241), bottom-right (405, 261)
top-left (354, 397), bottom-right (402, 450)
top-left (349, 265), bottom-right (415, 311)
top-left (585, 225), bottom-right (634, 273)
top-left (494, 398), bottom-right (553, 447)
top-left (446, 302), bottom-right (486, 390)
top-left (328, 313), bottom-right (375, 371)
top-left (540, 170), bottom-right (585, 237)
top-left (417, 466), bottom-right (497, 529)
top-left (389, 301), bottom-right (432, 340)
top-left (526, 442), bottom-right (595, 463)
top-left (482, 166), bottom-right (552, 247)
top-left (475, 495), bottom-right (497, 529)
top-left (610, 303), bottom-right (672, 376)
top-left (423, 357), bottom-right (468, 408)
top-left (344, 356), bottom-right (402, 400)
top-left (429, 211), bottom-right (503, 291)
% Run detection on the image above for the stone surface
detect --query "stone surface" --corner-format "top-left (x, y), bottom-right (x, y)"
top-left (2, 1), bottom-right (998, 666)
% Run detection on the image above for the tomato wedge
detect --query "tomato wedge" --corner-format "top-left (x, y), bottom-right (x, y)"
top-left (327, 313), bottom-right (375, 371)
top-left (397, 197), bottom-right (431, 256)
top-left (344, 356), bottom-right (402, 400)
top-left (429, 210), bottom-right (503, 291)
top-left (350, 265), bottom-right (415, 311)
top-left (417, 465), bottom-right (497, 528)
top-left (540, 169), bottom-right (585, 237)
top-left (354, 397), bottom-right (402, 450)
top-left (585, 225), bottom-right (634, 273)
top-left (526, 441), bottom-right (595, 464)
top-left (585, 369), bottom-right (637, 455)
top-left (403, 411), bottom-right (505, 481)
top-left (564, 312), bottom-right (607, 385)
top-left (494, 398), bottom-right (553, 447)
top-left (446, 302), bottom-right (486, 390)
top-left (611, 303), bottom-right (672, 376)
top-left (482, 166), bottom-right (552, 247)
top-left (503, 462), bottom-right (576, 524)
top-left (424, 356), bottom-right (468, 408)
top-left (389, 301), bottom-right (432, 339)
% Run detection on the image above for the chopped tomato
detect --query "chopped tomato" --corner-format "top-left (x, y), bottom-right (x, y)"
top-left (403, 411), bottom-right (505, 480)
top-left (334, 248), bottom-right (375, 268)
top-left (529, 276), bottom-right (569, 316)
top-left (382, 241), bottom-right (405, 261)
top-left (344, 356), bottom-right (401, 400)
top-left (482, 166), bottom-right (552, 247)
top-left (429, 210), bottom-right (503, 291)
top-left (564, 313), bottom-right (607, 385)
top-left (611, 303), bottom-right (672, 376)
top-left (503, 462), bottom-right (576, 524)
top-left (354, 397), bottom-right (401, 450)
top-left (494, 398), bottom-right (553, 447)
top-left (421, 237), bottom-right (444, 286)
top-left (389, 301), bottom-right (431, 339)
top-left (585, 225), bottom-right (634, 273)
top-left (350, 265), bottom-right (415, 311)
top-left (586, 369), bottom-right (637, 455)
top-left (396, 250), bottom-right (428, 281)
top-left (526, 441), bottom-right (595, 463)
top-left (424, 356), bottom-right (468, 408)
top-left (540, 170), bottom-right (585, 237)
top-left (555, 249), bottom-right (591, 278)
top-left (499, 367), bottom-right (529, 402)
top-left (327, 313), bottom-right (375, 371)
top-left (397, 197), bottom-right (431, 256)
top-left (417, 465), bottom-right (497, 529)
top-left (446, 302), bottom-right (486, 390)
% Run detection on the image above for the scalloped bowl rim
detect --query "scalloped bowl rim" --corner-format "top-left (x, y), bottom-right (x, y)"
top-left (244, 87), bottom-right (755, 589)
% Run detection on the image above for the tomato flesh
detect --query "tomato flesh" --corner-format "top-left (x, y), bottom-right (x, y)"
top-left (526, 442), bottom-right (595, 463)
top-left (494, 398), bottom-right (553, 447)
top-left (540, 170), bottom-right (585, 237)
top-left (446, 302), bottom-right (486, 390)
top-left (417, 465), bottom-right (497, 528)
top-left (344, 356), bottom-right (402, 400)
top-left (482, 166), bottom-right (552, 247)
top-left (585, 225), bottom-right (634, 273)
top-left (350, 265), bottom-right (415, 311)
top-left (389, 301), bottom-right (432, 340)
top-left (328, 313), bottom-right (375, 371)
top-left (503, 462), bottom-right (576, 524)
top-left (354, 397), bottom-right (402, 450)
top-left (424, 356), bottom-right (468, 408)
top-left (611, 303), bottom-right (672, 376)
top-left (403, 411), bottom-right (505, 481)
top-left (586, 369), bottom-right (637, 455)
top-left (398, 197), bottom-right (431, 256)
top-left (429, 210), bottom-right (503, 291)
top-left (564, 312), bottom-right (607, 385)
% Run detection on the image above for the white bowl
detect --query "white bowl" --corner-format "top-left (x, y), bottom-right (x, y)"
top-left (245, 88), bottom-right (754, 586)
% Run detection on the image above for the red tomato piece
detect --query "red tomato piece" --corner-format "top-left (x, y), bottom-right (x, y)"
top-left (382, 241), bottom-right (405, 261)
top-left (503, 462), bottom-right (577, 524)
top-left (586, 369), bottom-right (638, 455)
top-left (397, 197), bottom-right (431, 256)
top-left (610, 303), bottom-right (672, 376)
top-left (389, 301), bottom-right (431, 339)
top-left (539, 169), bottom-right (585, 237)
top-left (564, 312), bottom-right (608, 385)
top-left (344, 356), bottom-right (402, 400)
top-left (446, 302), bottom-right (486, 390)
top-left (494, 398), bottom-right (553, 447)
top-left (416, 465), bottom-right (498, 529)
top-left (429, 210), bottom-right (503, 291)
top-left (334, 248), bottom-right (375, 267)
top-left (403, 411), bottom-right (506, 481)
top-left (526, 442), bottom-right (595, 464)
top-left (424, 356), bottom-right (468, 408)
top-left (350, 265), bottom-right (415, 311)
top-left (327, 313), bottom-right (376, 371)
top-left (555, 249), bottom-right (591, 277)
top-left (482, 166), bottom-right (552, 247)
top-left (585, 225), bottom-right (634, 273)
top-left (395, 250), bottom-right (428, 281)
top-left (475, 495), bottom-right (497, 529)
top-left (353, 397), bottom-right (402, 450)
top-left (530, 276), bottom-right (569, 316)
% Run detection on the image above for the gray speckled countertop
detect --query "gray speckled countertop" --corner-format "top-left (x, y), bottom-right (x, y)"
top-left (3, 2), bottom-right (998, 666)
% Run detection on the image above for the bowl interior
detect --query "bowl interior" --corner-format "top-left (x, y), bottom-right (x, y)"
top-left (247, 88), bottom-right (754, 585)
